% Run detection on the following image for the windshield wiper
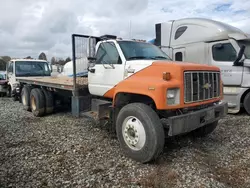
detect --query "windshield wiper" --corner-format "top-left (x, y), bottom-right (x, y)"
top-left (149, 56), bottom-right (168, 59)
top-left (17, 73), bottom-right (31, 76)
top-left (128, 56), bottom-right (149, 60)
top-left (128, 56), bottom-right (168, 60)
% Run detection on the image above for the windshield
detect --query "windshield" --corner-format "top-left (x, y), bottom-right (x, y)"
top-left (15, 61), bottom-right (51, 77)
top-left (118, 41), bottom-right (171, 60)
top-left (238, 40), bottom-right (250, 59)
top-left (0, 74), bottom-right (4, 80)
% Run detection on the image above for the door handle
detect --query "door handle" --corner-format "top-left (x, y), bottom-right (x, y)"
top-left (89, 68), bottom-right (95, 73)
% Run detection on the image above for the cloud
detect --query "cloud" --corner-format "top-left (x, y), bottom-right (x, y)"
top-left (0, 0), bottom-right (249, 60)
top-left (214, 3), bottom-right (232, 12)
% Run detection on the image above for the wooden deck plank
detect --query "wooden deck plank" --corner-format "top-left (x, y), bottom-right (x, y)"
top-left (17, 76), bottom-right (88, 86)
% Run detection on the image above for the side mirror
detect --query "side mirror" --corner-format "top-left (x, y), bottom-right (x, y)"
top-left (87, 57), bottom-right (96, 68)
top-left (233, 45), bottom-right (245, 66)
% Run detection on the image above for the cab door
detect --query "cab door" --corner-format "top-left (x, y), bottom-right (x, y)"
top-left (88, 41), bottom-right (125, 97)
top-left (7, 61), bottom-right (16, 86)
top-left (209, 41), bottom-right (243, 86)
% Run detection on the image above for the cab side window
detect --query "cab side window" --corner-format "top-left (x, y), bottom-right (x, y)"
top-left (175, 52), bottom-right (183, 61)
top-left (96, 42), bottom-right (122, 64)
top-left (8, 62), bottom-right (14, 73)
top-left (212, 43), bottom-right (237, 61)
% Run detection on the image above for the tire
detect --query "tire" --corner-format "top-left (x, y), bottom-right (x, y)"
top-left (116, 103), bottom-right (165, 163)
top-left (243, 92), bottom-right (250, 115)
top-left (10, 86), bottom-right (18, 101)
top-left (6, 87), bottom-right (11, 97)
top-left (42, 89), bottom-right (54, 114)
top-left (19, 95), bottom-right (22, 103)
top-left (30, 88), bottom-right (45, 117)
top-left (191, 121), bottom-right (218, 137)
top-left (12, 95), bottom-right (18, 101)
top-left (21, 86), bottom-right (32, 111)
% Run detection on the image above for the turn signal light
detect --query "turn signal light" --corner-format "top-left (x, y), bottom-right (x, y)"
top-left (163, 72), bottom-right (171, 81)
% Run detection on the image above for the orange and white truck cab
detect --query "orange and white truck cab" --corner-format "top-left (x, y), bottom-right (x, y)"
top-left (85, 35), bottom-right (228, 162)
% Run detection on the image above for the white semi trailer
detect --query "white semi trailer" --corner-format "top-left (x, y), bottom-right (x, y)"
top-left (154, 18), bottom-right (250, 114)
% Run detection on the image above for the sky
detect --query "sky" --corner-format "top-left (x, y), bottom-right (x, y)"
top-left (0, 0), bottom-right (250, 61)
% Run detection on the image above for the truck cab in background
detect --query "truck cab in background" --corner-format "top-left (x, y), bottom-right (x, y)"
top-left (6, 59), bottom-right (51, 100)
top-left (0, 71), bottom-right (8, 97)
top-left (154, 18), bottom-right (250, 114)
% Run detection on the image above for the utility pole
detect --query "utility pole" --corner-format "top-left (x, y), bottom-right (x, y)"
top-left (129, 20), bottom-right (132, 38)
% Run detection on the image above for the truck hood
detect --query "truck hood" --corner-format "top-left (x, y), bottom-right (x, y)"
top-left (125, 60), bottom-right (220, 76)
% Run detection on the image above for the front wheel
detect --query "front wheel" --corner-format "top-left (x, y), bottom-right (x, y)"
top-left (116, 103), bottom-right (165, 163)
top-left (6, 86), bottom-right (11, 97)
top-left (12, 95), bottom-right (18, 101)
top-left (243, 92), bottom-right (250, 115)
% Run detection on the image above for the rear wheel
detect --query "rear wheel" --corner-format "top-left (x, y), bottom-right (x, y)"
top-left (21, 86), bottom-right (32, 111)
top-left (191, 121), bottom-right (218, 137)
top-left (30, 88), bottom-right (45, 117)
top-left (42, 89), bottom-right (54, 114)
top-left (116, 103), bottom-right (165, 163)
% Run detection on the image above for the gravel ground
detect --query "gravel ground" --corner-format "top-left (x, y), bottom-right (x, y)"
top-left (0, 98), bottom-right (250, 188)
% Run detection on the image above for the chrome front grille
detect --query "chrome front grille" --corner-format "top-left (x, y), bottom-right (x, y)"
top-left (184, 71), bottom-right (220, 103)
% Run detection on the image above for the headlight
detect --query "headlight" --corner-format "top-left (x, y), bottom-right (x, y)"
top-left (167, 88), bottom-right (180, 105)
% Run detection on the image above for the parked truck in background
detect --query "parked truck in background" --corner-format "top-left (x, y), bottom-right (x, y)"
top-left (153, 17), bottom-right (250, 114)
top-left (6, 59), bottom-right (51, 100)
top-left (14, 34), bottom-right (227, 163)
top-left (0, 71), bottom-right (8, 97)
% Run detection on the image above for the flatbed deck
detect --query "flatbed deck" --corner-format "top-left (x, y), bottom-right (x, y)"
top-left (16, 76), bottom-right (88, 91)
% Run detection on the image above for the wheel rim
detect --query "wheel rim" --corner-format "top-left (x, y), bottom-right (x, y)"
top-left (122, 116), bottom-right (146, 151)
top-left (31, 96), bottom-right (36, 111)
top-left (22, 94), bottom-right (26, 105)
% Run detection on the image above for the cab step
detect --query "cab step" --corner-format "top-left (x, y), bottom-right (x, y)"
top-left (81, 99), bottom-right (112, 124)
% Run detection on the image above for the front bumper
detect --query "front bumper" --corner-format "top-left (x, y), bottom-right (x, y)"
top-left (223, 87), bottom-right (248, 114)
top-left (168, 101), bottom-right (228, 136)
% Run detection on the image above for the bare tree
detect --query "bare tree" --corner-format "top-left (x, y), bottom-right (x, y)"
top-left (51, 57), bottom-right (56, 65)
top-left (38, 52), bottom-right (47, 60)
top-left (1, 56), bottom-right (11, 62)
top-left (65, 57), bottom-right (71, 63)
top-left (0, 59), bottom-right (6, 71)
top-left (25, 56), bottom-right (32, 59)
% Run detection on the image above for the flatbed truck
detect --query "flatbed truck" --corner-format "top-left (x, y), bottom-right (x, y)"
top-left (14, 34), bottom-right (227, 163)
